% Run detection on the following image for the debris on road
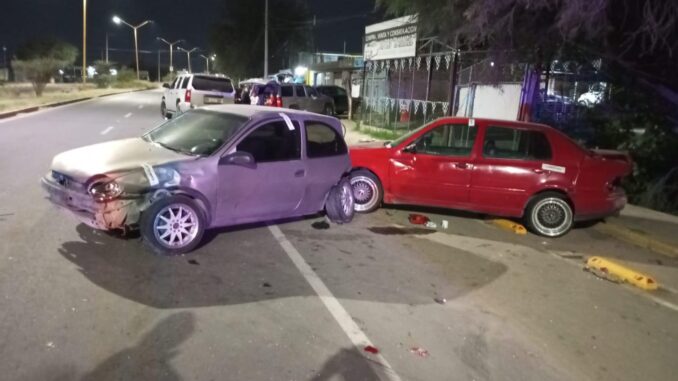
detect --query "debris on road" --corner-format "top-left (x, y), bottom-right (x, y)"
top-left (364, 345), bottom-right (379, 354)
top-left (410, 347), bottom-right (430, 358)
top-left (312, 221), bottom-right (330, 230)
top-left (45, 341), bottom-right (55, 349)
top-left (188, 259), bottom-right (200, 265)
top-left (441, 220), bottom-right (449, 229)
top-left (488, 219), bottom-right (527, 235)
top-left (368, 226), bottom-right (435, 235)
top-left (408, 213), bottom-right (430, 225)
top-left (584, 256), bottom-right (659, 291)
top-left (434, 297), bottom-right (447, 305)
top-left (425, 221), bottom-right (437, 229)
top-left (262, 282), bottom-right (272, 288)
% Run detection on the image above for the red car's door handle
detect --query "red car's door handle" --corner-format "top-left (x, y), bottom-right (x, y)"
top-left (294, 169), bottom-right (306, 177)
top-left (453, 162), bottom-right (469, 169)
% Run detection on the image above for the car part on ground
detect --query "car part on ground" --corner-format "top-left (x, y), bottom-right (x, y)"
top-left (325, 177), bottom-right (355, 224)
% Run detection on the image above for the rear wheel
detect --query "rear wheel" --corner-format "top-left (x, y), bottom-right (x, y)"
top-left (160, 101), bottom-right (167, 118)
top-left (350, 170), bottom-right (382, 213)
top-left (325, 177), bottom-right (355, 224)
top-left (141, 195), bottom-right (206, 255)
top-left (525, 192), bottom-right (573, 237)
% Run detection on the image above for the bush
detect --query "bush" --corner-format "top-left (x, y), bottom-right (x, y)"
top-left (116, 68), bottom-right (136, 83)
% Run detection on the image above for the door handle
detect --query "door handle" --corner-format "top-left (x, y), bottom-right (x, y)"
top-left (294, 169), bottom-right (306, 177)
top-left (453, 162), bottom-right (469, 169)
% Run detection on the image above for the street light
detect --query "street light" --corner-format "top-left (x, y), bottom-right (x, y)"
top-left (112, 15), bottom-right (152, 80)
top-left (178, 47), bottom-right (198, 73)
top-left (82, 0), bottom-right (87, 83)
top-left (199, 54), bottom-right (214, 74)
top-left (156, 37), bottom-right (183, 79)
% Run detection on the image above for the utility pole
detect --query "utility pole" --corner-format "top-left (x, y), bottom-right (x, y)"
top-left (157, 50), bottom-right (160, 82)
top-left (343, 41), bottom-right (346, 54)
top-left (82, 0), bottom-right (87, 83)
top-left (112, 16), bottom-right (151, 80)
top-left (178, 47), bottom-right (198, 73)
top-left (105, 33), bottom-right (109, 63)
top-left (264, 0), bottom-right (269, 78)
top-left (157, 38), bottom-right (183, 80)
top-left (2, 46), bottom-right (7, 68)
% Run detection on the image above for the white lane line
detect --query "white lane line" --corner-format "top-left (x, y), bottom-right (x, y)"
top-left (100, 126), bottom-right (114, 135)
top-left (268, 225), bottom-right (402, 381)
top-left (124, 112), bottom-right (133, 118)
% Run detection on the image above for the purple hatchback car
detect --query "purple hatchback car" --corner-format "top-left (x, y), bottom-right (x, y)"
top-left (42, 105), bottom-right (355, 255)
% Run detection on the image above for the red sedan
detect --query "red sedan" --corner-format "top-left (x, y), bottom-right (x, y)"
top-left (349, 117), bottom-right (632, 237)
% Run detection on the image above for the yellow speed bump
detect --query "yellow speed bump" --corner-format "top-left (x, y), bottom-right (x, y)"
top-left (585, 256), bottom-right (658, 291)
top-left (488, 219), bottom-right (527, 235)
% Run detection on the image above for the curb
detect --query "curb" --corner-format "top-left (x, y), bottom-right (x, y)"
top-left (0, 87), bottom-right (155, 120)
top-left (487, 219), bottom-right (527, 235)
top-left (596, 222), bottom-right (678, 259)
top-left (584, 256), bottom-right (659, 291)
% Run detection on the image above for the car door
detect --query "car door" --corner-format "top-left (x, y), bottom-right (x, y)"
top-left (305, 86), bottom-right (323, 113)
top-left (469, 123), bottom-right (555, 216)
top-left (302, 120), bottom-right (350, 213)
top-left (216, 118), bottom-right (306, 225)
top-left (389, 121), bottom-right (478, 208)
top-left (166, 77), bottom-right (179, 112)
top-left (293, 85), bottom-right (307, 110)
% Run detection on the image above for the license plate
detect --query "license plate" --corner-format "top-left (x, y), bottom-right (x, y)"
top-left (204, 97), bottom-right (223, 104)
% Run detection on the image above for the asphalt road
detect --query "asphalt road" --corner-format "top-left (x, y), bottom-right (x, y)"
top-left (1, 90), bottom-right (677, 381)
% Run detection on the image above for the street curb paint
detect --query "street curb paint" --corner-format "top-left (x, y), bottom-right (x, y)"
top-left (584, 256), bottom-right (658, 291)
top-left (488, 219), bottom-right (527, 235)
top-left (596, 222), bottom-right (678, 259)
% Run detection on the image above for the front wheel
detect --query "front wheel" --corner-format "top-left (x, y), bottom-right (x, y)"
top-left (325, 178), bottom-right (355, 224)
top-left (141, 195), bottom-right (206, 255)
top-left (350, 170), bottom-right (382, 213)
top-left (525, 192), bottom-right (573, 237)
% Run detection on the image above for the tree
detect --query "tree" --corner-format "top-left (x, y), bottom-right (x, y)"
top-left (378, 0), bottom-right (678, 88)
top-left (210, 0), bottom-right (312, 79)
top-left (12, 38), bottom-right (78, 96)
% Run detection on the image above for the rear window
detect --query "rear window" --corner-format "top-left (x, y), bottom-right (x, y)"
top-left (305, 122), bottom-right (347, 158)
top-left (280, 86), bottom-right (293, 97)
top-left (191, 76), bottom-right (234, 93)
top-left (483, 126), bottom-right (552, 160)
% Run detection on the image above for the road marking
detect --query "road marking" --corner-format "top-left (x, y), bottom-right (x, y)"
top-left (268, 225), bottom-right (402, 381)
top-left (100, 126), bottom-right (114, 135)
top-left (124, 112), bottom-right (133, 118)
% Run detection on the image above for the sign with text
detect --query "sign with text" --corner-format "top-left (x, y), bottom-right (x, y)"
top-left (364, 15), bottom-right (417, 61)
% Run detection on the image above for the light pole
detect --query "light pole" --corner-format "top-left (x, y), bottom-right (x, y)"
top-left (178, 47), bottom-right (198, 73)
top-left (82, 0), bottom-right (87, 83)
top-left (199, 54), bottom-right (215, 74)
top-left (156, 37), bottom-right (183, 79)
top-left (2, 46), bottom-right (6, 68)
top-left (112, 15), bottom-right (151, 80)
top-left (264, 0), bottom-right (269, 78)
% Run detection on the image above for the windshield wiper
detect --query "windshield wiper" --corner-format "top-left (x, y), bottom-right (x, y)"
top-left (153, 141), bottom-right (195, 156)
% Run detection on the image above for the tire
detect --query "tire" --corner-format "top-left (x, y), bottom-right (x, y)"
top-left (325, 177), bottom-right (355, 224)
top-left (524, 191), bottom-right (573, 238)
top-left (160, 101), bottom-right (167, 118)
top-left (323, 104), bottom-right (334, 116)
top-left (141, 195), bottom-right (206, 255)
top-left (350, 169), bottom-right (383, 213)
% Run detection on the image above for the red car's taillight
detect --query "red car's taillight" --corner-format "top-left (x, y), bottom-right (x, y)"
top-left (185, 89), bottom-right (192, 103)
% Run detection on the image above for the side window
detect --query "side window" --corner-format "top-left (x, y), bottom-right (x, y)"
top-left (173, 77), bottom-right (181, 89)
top-left (170, 78), bottom-right (178, 89)
top-left (415, 124), bottom-right (477, 157)
top-left (294, 85), bottom-right (305, 97)
top-left (483, 126), bottom-right (552, 160)
top-left (280, 86), bottom-right (293, 97)
top-left (236, 121), bottom-right (301, 163)
top-left (181, 76), bottom-right (190, 89)
top-left (305, 122), bottom-right (347, 158)
top-left (306, 87), bottom-right (319, 97)
top-left (336, 87), bottom-right (347, 96)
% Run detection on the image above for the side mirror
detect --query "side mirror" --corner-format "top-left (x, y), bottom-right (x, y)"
top-left (402, 143), bottom-right (417, 154)
top-left (162, 83), bottom-right (170, 89)
top-left (219, 151), bottom-right (256, 169)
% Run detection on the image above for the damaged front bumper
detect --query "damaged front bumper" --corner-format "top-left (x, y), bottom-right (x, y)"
top-left (41, 175), bottom-right (143, 231)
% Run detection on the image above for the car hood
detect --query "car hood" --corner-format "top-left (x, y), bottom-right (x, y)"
top-left (51, 137), bottom-right (189, 182)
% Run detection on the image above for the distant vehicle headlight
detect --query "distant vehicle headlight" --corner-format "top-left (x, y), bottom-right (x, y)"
top-left (88, 179), bottom-right (123, 202)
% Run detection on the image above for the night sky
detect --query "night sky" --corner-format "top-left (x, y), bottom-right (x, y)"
top-left (2, 0), bottom-right (378, 70)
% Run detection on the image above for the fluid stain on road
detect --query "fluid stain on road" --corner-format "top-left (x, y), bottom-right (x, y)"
top-left (368, 226), bottom-right (435, 235)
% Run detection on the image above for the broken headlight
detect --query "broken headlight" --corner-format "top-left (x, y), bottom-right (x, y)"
top-left (153, 166), bottom-right (181, 187)
top-left (88, 179), bottom-right (123, 202)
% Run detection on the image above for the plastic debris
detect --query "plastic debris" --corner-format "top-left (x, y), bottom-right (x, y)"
top-left (434, 297), bottom-right (447, 305)
top-left (312, 221), bottom-right (330, 230)
top-left (410, 347), bottom-right (429, 357)
top-left (188, 259), bottom-right (199, 265)
top-left (408, 214), bottom-right (429, 225)
top-left (441, 220), bottom-right (449, 229)
top-left (262, 282), bottom-right (272, 288)
top-left (46, 342), bottom-right (55, 349)
top-left (425, 221), bottom-right (437, 229)
top-left (364, 345), bottom-right (379, 354)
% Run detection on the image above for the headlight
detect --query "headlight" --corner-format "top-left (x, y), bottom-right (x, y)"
top-left (88, 180), bottom-right (123, 202)
top-left (153, 166), bottom-right (181, 187)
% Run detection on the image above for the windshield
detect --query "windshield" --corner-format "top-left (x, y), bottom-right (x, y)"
top-left (389, 121), bottom-right (435, 148)
top-left (144, 110), bottom-right (248, 156)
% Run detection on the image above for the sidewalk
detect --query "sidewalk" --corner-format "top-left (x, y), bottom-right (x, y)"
top-left (341, 119), bottom-right (386, 146)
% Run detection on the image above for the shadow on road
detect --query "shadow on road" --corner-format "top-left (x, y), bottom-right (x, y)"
top-left (58, 221), bottom-right (507, 309)
top-left (80, 312), bottom-right (194, 381)
top-left (309, 347), bottom-right (380, 381)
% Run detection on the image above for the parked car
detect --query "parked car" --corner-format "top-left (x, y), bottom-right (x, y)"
top-left (278, 84), bottom-right (335, 115)
top-left (161, 74), bottom-right (236, 118)
top-left (349, 117), bottom-right (632, 237)
top-left (315, 85), bottom-right (349, 115)
top-left (42, 105), bottom-right (354, 255)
